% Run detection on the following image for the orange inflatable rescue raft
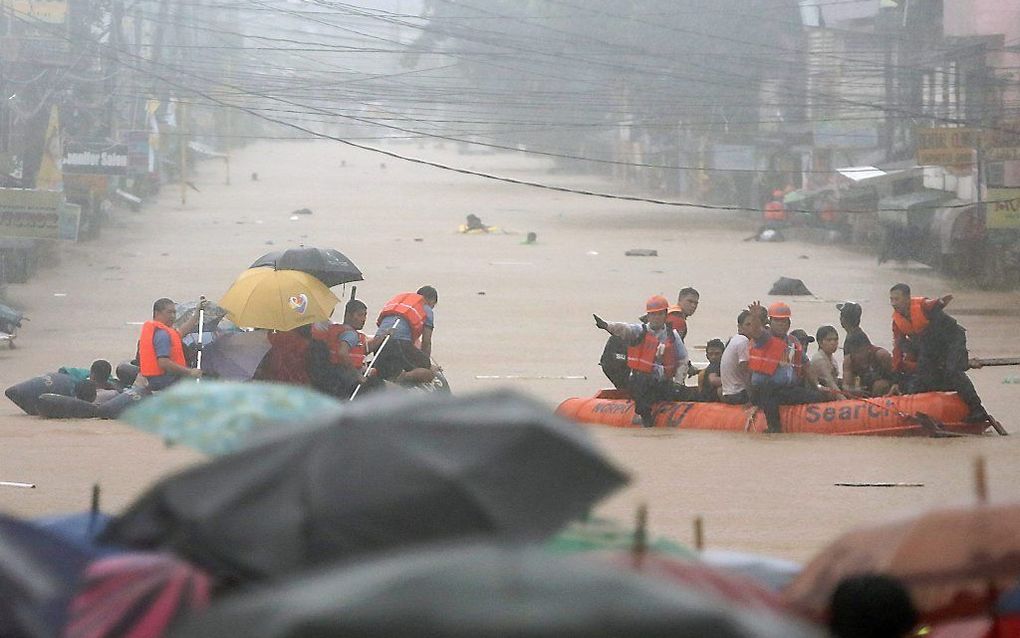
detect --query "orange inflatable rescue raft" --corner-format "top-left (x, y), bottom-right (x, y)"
top-left (556, 390), bottom-right (990, 436)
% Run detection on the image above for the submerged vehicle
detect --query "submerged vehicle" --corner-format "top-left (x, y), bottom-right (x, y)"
top-left (556, 389), bottom-right (993, 436)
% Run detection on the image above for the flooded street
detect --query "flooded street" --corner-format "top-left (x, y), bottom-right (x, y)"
top-left (2, 140), bottom-right (1018, 562)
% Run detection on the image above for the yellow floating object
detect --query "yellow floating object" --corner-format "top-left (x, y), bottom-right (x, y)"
top-left (457, 225), bottom-right (501, 234)
top-left (220, 268), bottom-right (339, 331)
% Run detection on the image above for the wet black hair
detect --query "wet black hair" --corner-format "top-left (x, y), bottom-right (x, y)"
top-left (677, 287), bottom-right (699, 300)
top-left (816, 325), bottom-right (838, 342)
top-left (706, 338), bottom-right (725, 352)
top-left (345, 299), bottom-right (367, 316)
top-left (417, 285), bottom-right (438, 303)
top-left (837, 302), bottom-right (862, 327)
top-left (829, 574), bottom-right (918, 638)
top-left (90, 359), bottom-right (112, 381)
top-left (153, 298), bottom-right (175, 315)
top-left (890, 283), bottom-right (911, 297)
top-left (737, 310), bottom-right (750, 326)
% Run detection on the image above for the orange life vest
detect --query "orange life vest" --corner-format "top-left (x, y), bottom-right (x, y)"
top-left (892, 297), bottom-right (931, 336)
top-left (377, 293), bottom-right (428, 343)
top-left (668, 315), bottom-right (688, 340)
top-left (626, 327), bottom-right (679, 378)
top-left (138, 320), bottom-right (186, 378)
top-left (763, 200), bottom-right (787, 222)
top-left (311, 322), bottom-right (368, 368)
top-left (748, 334), bottom-right (804, 379)
top-left (310, 322), bottom-right (344, 365)
top-left (340, 324), bottom-right (367, 368)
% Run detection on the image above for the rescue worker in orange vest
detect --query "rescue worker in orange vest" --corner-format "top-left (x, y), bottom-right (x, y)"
top-left (594, 295), bottom-right (690, 427)
top-left (746, 301), bottom-right (841, 433)
top-left (889, 283), bottom-right (990, 423)
top-left (763, 189), bottom-right (788, 224)
top-left (310, 299), bottom-right (386, 397)
top-left (372, 285), bottom-right (439, 385)
top-left (137, 298), bottom-right (203, 390)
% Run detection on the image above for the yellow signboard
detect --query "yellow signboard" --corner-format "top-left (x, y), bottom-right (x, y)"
top-left (987, 188), bottom-right (1020, 230)
top-left (0, 188), bottom-right (79, 240)
top-left (2, 0), bottom-right (67, 24)
top-left (916, 127), bottom-right (979, 150)
top-left (985, 147), bottom-right (1020, 162)
top-left (917, 148), bottom-right (974, 167)
top-left (917, 126), bottom-right (1020, 165)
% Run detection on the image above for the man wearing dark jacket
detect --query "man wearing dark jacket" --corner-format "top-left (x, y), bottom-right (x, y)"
top-left (889, 283), bottom-right (989, 423)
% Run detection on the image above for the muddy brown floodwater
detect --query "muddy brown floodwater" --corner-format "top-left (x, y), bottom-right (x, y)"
top-left (1, 140), bottom-right (1018, 562)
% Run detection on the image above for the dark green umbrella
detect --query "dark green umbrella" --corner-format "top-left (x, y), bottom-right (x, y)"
top-left (171, 543), bottom-right (822, 638)
top-left (103, 391), bottom-right (628, 582)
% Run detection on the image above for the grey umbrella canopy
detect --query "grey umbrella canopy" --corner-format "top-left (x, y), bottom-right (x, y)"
top-left (102, 390), bottom-right (628, 583)
top-left (172, 543), bottom-right (823, 638)
top-left (251, 247), bottom-right (363, 287)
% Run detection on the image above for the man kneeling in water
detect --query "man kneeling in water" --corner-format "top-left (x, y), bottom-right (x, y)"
top-left (372, 286), bottom-right (441, 385)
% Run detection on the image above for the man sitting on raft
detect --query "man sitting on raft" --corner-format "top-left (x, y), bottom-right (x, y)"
top-left (137, 298), bottom-right (203, 390)
top-left (747, 301), bottom-right (842, 433)
top-left (594, 295), bottom-right (689, 427)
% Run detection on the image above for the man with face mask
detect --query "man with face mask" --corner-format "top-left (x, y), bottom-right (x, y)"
top-left (594, 295), bottom-right (689, 427)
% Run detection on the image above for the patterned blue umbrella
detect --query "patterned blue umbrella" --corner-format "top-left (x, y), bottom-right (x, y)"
top-left (120, 381), bottom-right (344, 456)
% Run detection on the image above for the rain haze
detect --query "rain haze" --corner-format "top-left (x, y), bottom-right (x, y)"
top-left (1, 0), bottom-right (1020, 633)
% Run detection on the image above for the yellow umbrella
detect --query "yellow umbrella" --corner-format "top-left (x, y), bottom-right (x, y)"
top-left (220, 268), bottom-right (339, 331)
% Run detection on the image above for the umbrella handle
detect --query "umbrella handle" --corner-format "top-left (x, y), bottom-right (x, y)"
top-left (351, 319), bottom-right (400, 400)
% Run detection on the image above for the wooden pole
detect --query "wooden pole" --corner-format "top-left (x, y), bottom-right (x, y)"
top-left (632, 503), bottom-right (648, 558)
top-left (974, 456), bottom-right (988, 504)
top-left (972, 357), bottom-right (1020, 367)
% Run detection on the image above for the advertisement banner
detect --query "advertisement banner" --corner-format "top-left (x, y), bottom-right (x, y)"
top-left (2, 0), bottom-right (67, 24)
top-left (63, 142), bottom-right (128, 175)
top-left (0, 189), bottom-right (79, 240)
top-left (987, 188), bottom-right (1020, 230)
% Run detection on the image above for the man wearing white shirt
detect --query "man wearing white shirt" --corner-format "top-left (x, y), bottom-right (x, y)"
top-left (720, 309), bottom-right (755, 404)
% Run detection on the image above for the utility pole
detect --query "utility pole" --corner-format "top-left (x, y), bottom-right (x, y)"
top-left (179, 101), bottom-right (187, 206)
top-left (106, 0), bottom-right (123, 140)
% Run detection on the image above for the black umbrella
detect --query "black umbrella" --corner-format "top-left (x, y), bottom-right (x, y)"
top-left (251, 247), bottom-right (363, 287)
top-left (101, 390), bottom-right (628, 583)
top-left (0, 514), bottom-right (91, 638)
top-left (172, 543), bottom-right (822, 638)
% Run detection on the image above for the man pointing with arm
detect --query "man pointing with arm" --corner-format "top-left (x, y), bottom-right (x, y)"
top-left (594, 295), bottom-right (689, 427)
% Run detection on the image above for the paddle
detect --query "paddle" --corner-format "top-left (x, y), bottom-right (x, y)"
top-left (971, 357), bottom-right (1020, 367)
top-left (351, 318), bottom-right (400, 401)
top-left (844, 393), bottom-right (960, 437)
top-left (196, 296), bottom-right (206, 383)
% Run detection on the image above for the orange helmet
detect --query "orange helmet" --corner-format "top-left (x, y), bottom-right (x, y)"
top-left (767, 301), bottom-right (792, 319)
top-left (645, 295), bottom-right (669, 313)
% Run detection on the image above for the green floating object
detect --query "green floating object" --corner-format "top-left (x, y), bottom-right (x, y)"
top-left (547, 517), bottom-right (694, 558)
